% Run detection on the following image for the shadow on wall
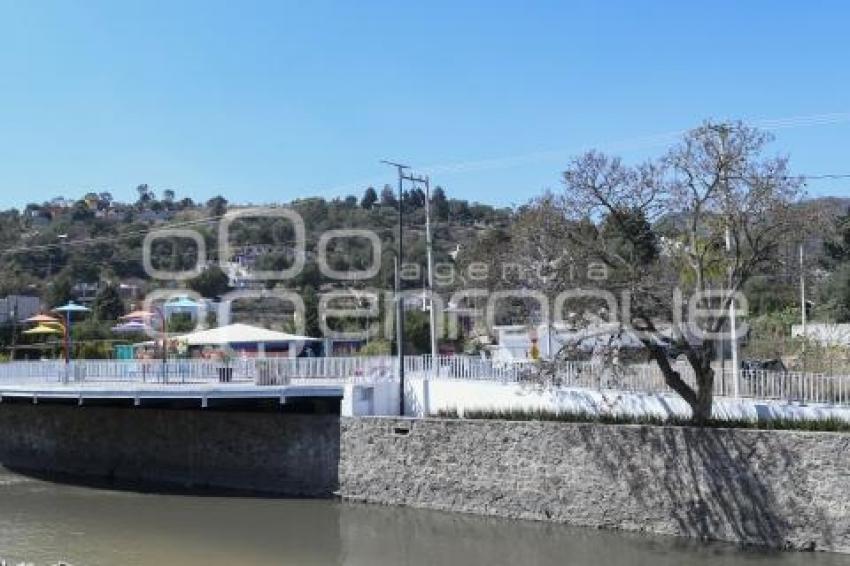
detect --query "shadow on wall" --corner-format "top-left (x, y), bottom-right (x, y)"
top-left (575, 424), bottom-right (838, 550)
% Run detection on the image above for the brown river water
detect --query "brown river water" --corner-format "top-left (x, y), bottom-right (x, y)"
top-left (0, 468), bottom-right (847, 565)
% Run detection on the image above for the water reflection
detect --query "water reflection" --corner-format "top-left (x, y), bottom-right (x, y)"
top-left (0, 470), bottom-right (846, 565)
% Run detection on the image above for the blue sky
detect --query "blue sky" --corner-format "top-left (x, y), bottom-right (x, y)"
top-left (1, 0), bottom-right (848, 209)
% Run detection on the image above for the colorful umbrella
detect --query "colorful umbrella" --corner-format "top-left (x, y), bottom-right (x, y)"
top-left (52, 301), bottom-right (91, 363)
top-left (22, 324), bottom-right (64, 335)
top-left (24, 313), bottom-right (62, 324)
top-left (52, 301), bottom-right (92, 314)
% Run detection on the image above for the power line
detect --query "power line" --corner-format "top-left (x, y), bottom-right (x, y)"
top-left (799, 174), bottom-right (850, 180)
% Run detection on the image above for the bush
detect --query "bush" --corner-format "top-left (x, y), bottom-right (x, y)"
top-left (436, 408), bottom-right (850, 432)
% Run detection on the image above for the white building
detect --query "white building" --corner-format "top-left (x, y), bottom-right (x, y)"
top-left (0, 295), bottom-right (42, 325)
top-left (491, 322), bottom-right (681, 361)
top-left (792, 323), bottom-right (850, 347)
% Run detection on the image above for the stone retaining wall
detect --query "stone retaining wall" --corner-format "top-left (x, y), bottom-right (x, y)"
top-left (3, 403), bottom-right (848, 552)
top-left (339, 417), bottom-right (850, 552)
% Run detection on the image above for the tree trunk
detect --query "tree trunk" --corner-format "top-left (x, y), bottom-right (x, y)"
top-left (648, 344), bottom-right (714, 425)
top-left (690, 366), bottom-right (714, 424)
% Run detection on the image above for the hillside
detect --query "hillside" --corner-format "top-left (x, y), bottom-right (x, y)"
top-left (0, 185), bottom-right (511, 305)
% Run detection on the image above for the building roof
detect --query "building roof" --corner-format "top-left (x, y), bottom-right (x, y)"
top-left (179, 323), bottom-right (320, 346)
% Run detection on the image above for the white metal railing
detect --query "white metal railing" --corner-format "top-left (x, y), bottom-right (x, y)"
top-left (0, 355), bottom-right (847, 406)
top-left (404, 355), bottom-right (536, 381)
top-left (405, 356), bottom-right (850, 406)
top-left (0, 357), bottom-right (402, 387)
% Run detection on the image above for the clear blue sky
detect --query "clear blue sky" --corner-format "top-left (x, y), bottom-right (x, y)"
top-left (1, 0), bottom-right (848, 209)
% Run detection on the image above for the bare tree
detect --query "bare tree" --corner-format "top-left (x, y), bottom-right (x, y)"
top-left (559, 121), bottom-right (805, 423)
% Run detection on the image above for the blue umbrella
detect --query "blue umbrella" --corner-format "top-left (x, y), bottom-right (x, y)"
top-left (52, 301), bottom-right (91, 363)
top-left (164, 296), bottom-right (200, 312)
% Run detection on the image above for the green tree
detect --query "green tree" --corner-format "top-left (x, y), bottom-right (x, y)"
top-left (825, 209), bottom-right (850, 264)
top-left (302, 285), bottom-right (321, 337)
top-left (45, 275), bottom-right (73, 308)
top-left (72, 319), bottom-right (113, 359)
top-left (97, 192), bottom-right (113, 209)
top-left (816, 264), bottom-right (850, 322)
top-left (559, 121), bottom-right (807, 424)
top-left (135, 184), bottom-right (153, 206)
top-left (188, 266), bottom-right (231, 299)
top-left (599, 207), bottom-right (659, 266)
top-left (379, 185), bottom-right (397, 208)
top-left (167, 313), bottom-right (196, 333)
top-left (207, 195), bottom-right (228, 217)
top-left (431, 186), bottom-right (449, 220)
top-left (448, 199), bottom-right (472, 223)
top-left (92, 284), bottom-right (125, 321)
top-left (358, 339), bottom-right (391, 356)
top-left (361, 187), bottom-right (378, 209)
top-left (404, 310), bottom-right (432, 354)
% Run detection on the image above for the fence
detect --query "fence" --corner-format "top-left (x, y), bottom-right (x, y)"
top-left (404, 355), bottom-right (535, 381)
top-left (0, 355), bottom-right (847, 406)
top-left (405, 355), bottom-right (850, 406)
top-left (0, 357), bottom-right (402, 386)
top-left (0, 359), bottom-right (258, 385)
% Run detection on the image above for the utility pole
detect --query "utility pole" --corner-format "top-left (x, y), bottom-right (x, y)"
top-left (381, 161), bottom-right (439, 412)
top-left (715, 123), bottom-right (739, 397)
top-left (10, 301), bottom-right (17, 362)
top-left (423, 176), bottom-right (438, 368)
top-left (381, 160), bottom-right (410, 416)
top-left (726, 226), bottom-right (739, 397)
top-left (800, 242), bottom-right (807, 371)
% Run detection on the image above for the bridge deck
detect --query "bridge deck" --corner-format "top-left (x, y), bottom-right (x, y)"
top-left (0, 380), bottom-right (346, 406)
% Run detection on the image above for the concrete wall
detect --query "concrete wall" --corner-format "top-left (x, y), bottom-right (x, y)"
top-left (0, 404), bottom-right (340, 496)
top-left (342, 381), bottom-right (399, 417)
top-left (339, 417), bottom-right (850, 552)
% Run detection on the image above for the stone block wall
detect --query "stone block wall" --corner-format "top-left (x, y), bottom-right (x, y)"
top-left (339, 417), bottom-right (850, 552)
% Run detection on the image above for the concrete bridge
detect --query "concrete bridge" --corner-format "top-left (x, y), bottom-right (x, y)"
top-left (0, 358), bottom-right (390, 411)
top-left (0, 356), bottom-right (521, 413)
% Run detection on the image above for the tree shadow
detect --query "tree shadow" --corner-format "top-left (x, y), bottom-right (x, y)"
top-left (574, 423), bottom-right (838, 551)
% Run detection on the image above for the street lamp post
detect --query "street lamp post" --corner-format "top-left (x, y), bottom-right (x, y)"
top-left (52, 301), bottom-right (91, 383)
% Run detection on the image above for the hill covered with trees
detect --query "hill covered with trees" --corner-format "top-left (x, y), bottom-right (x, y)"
top-left (0, 183), bottom-right (510, 311)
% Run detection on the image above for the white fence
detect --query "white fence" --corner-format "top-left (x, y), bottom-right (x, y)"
top-left (507, 361), bottom-right (850, 406)
top-left (406, 356), bottom-right (850, 406)
top-left (0, 357), bottom-right (403, 386)
top-left (0, 355), bottom-right (847, 406)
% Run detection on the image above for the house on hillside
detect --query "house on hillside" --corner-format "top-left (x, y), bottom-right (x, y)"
top-left (118, 280), bottom-right (144, 301)
top-left (72, 282), bottom-right (101, 306)
top-left (792, 323), bottom-right (850, 347)
top-left (0, 295), bottom-right (41, 324)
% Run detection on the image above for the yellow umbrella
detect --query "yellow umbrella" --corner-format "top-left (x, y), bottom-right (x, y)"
top-left (23, 324), bottom-right (64, 335)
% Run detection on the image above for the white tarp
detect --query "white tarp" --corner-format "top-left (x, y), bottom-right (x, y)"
top-left (179, 323), bottom-right (319, 346)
